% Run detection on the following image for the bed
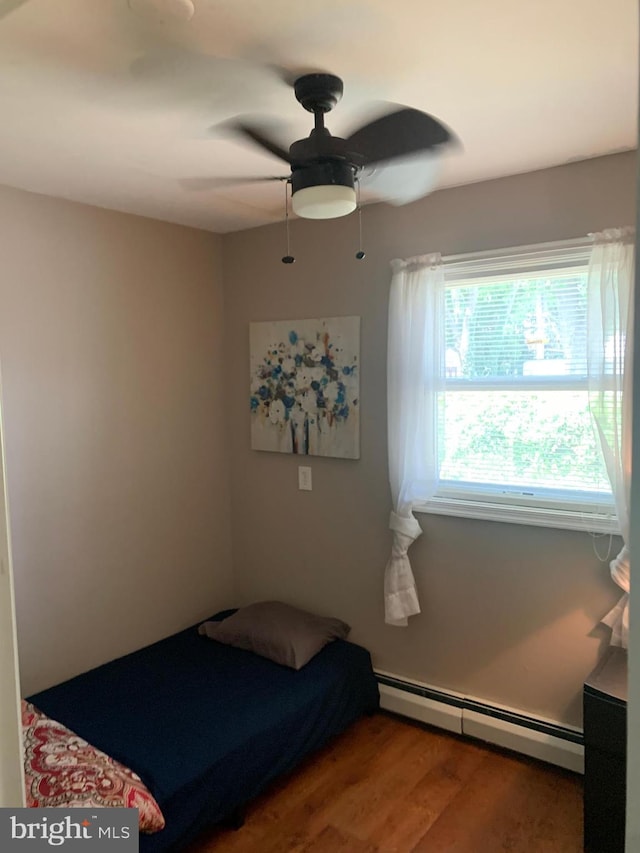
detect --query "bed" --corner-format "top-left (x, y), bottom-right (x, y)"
top-left (25, 607), bottom-right (380, 852)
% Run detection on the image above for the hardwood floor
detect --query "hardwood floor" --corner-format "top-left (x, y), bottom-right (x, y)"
top-left (186, 713), bottom-right (583, 853)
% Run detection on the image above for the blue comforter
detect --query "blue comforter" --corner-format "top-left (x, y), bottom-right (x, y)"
top-left (28, 612), bottom-right (379, 851)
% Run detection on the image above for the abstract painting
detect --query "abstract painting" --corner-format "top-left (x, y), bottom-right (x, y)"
top-left (250, 316), bottom-right (360, 459)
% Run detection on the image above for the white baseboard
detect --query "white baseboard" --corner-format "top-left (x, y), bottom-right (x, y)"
top-left (376, 671), bottom-right (584, 774)
top-left (462, 709), bottom-right (584, 773)
top-left (379, 684), bottom-right (462, 735)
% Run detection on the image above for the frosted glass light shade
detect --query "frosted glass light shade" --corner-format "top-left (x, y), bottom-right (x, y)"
top-left (291, 185), bottom-right (357, 219)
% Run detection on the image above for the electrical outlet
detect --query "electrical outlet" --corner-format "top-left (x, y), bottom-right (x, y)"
top-left (298, 466), bottom-right (312, 491)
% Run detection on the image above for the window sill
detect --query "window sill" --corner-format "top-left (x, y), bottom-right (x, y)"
top-left (413, 496), bottom-right (619, 534)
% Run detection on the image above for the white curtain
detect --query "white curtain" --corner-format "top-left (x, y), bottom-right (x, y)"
top-left (587, 227), bottom-right (635, 648)
top-left (385, 255), bottom-right (445, 626)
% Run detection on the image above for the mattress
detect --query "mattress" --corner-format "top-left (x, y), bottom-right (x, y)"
top-left (27, 610), bottom-right (380, 852)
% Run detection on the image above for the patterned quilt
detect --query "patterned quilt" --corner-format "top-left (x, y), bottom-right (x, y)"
top-left (22, 700), bottom-right (165, 834)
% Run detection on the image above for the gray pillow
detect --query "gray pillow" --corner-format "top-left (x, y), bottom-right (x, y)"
top-left (198, 601), bottom-right (351, 670)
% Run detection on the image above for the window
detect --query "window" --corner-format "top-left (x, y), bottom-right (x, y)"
top-left (417, 241), bottom-right (617, 532)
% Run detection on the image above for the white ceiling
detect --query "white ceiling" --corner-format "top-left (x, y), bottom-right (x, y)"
top-left (0, 0), bottom-right (636, 233)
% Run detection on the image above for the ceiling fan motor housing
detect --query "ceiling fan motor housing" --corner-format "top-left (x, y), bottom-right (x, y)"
top-left (291, 160), bottom-right (354, 195)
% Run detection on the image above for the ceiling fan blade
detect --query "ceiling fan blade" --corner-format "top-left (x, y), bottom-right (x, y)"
top-left (0, 0), bottom-right (28, 19)
top-left (230, 120), bottom-right (292, 165)
top-left (179, 175), bottom-right (287, 192)
top-left (346, 107), bottom-right (454, 167)
top-left (360, 150), bottom-right (442, 205)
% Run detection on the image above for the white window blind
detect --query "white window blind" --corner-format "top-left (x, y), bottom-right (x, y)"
top-left (419, 240), bottom-right (617, 532)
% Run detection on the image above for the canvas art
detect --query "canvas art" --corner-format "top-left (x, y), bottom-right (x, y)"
top-left (250, 316), bottom-right (360, 459)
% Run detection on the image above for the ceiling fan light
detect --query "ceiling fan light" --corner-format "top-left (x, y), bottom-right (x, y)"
top-left (292, 185), bottom-right (357, 219)
top-left (290, 160), bottom-right (357, 220)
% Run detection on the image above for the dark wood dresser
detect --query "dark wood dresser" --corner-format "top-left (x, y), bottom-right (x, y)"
top-left (583, 647), bottom-right (628, 853)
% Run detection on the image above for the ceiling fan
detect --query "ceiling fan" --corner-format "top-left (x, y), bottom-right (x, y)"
top-left (185, 72), bottom-right (458, 221)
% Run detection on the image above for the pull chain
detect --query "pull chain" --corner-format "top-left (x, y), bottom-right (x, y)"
top-left (282, 180), bottom-right (295, 264)
top-left (355, 178), bottom-right (365, 260)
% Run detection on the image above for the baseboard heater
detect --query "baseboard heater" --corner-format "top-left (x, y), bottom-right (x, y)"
top-left (375, 670), bottom-right (584, 774)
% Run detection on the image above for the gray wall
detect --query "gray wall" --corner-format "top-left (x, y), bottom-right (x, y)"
top-left (0, 185), bottom-right (235, 695)
top-left (1, 153), bottom-right (633, 723)
top-left (222, 152), bottom-right (635, 727)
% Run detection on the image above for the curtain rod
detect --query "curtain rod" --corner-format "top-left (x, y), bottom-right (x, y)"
top-left (441, 235), bottom-right (594, 265)
top-left (395, 230), bottom-right (634, 271)
top-left (395, 236), bottom-right (593, 271)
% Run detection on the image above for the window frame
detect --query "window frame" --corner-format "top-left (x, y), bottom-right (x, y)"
top-left (413, 238), bottom-right (619, 534)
